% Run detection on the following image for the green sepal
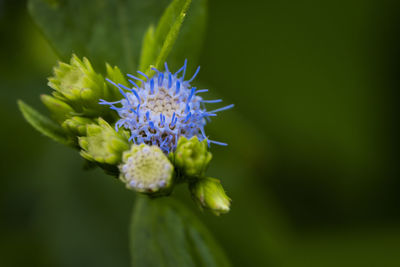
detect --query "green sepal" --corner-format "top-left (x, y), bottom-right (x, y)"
top-left (78, 118), bottom-right (130, 165)
top-left (18, 100), bottom-right (71, 146)
top-left (189, 177), bottom-right (231, 216)
top-left (139, 0), bottom-right (192, 74)
top-left (170, 136), bottom-right (212, 178)
top-left (40, 94), bottom-right (74, 123)
top-left (105, 63), bottom-right (129, 87)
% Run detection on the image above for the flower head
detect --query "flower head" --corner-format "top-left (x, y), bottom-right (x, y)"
top-left (100, 60), bottom-right (234, 153)
top-left (120, 144), bottom-right (174, 195)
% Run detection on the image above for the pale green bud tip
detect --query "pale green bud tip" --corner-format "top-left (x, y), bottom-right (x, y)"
top-left (79, 118), bottom-right (129, 165)
top-left (120, 144), bottom-right (174, 194)
top-left (173, 136), bottom-right (212, 177)
top-left (190, 177), bottom-right (231, 216)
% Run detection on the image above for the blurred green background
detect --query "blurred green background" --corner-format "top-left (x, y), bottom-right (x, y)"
top-left (1, 0), bottom-right (400, 266)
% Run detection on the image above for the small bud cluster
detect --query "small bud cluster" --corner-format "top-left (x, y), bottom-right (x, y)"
top-left (40, 54), bottom-right (124, 146)
top-left (170, 136), bottom-right (231, 215)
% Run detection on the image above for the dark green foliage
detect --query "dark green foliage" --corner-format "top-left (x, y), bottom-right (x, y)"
top-left (28, 0), bottom-right (169, 72)
top-left (130, 197), bottom-right (230, 267)
top-left (3, 0), bottom-right (400, 266)
top-left (28, 0), bottom-right (206, 73)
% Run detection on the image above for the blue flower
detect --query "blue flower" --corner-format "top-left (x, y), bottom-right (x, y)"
top-left (100, 60), bottom-right (233, 153)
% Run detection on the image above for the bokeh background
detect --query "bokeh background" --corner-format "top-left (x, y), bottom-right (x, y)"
top-left (1, 0), bottom-right (400, 266)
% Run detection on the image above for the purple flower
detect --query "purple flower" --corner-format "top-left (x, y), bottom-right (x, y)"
top-left (100, 60), bottom-right (234, 153)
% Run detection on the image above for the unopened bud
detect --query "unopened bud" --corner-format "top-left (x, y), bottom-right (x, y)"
top-left (172, 136), bottom-right (212, 177)
top-left (190, 177), bottom-right (231, 216)
top-left (48, 54), bottom-right (118, 117)
top-left (79, 118), bottom-right (129, 165)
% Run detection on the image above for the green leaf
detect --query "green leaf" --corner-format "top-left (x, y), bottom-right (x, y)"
top-left (167, 0), bottom-right (208, 73)
top-left (139, 25), bottom-right (156, 74)
top-left (28, 0), bottom-right (171, 72)
top-left (139, 0), bottom-right (193, 74)
top-left (130, 197), bottom-right (231, 267)
top-left (18, 100), bottom-right (70, 145)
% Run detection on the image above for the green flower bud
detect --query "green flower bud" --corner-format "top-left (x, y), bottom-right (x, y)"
top-left (62, 116), bottom-right (94, 136)
top-left (190, 177), bottom-right (231, 216)
top-left (40, 94), bottom-right (74, 123)
top-left (79, 118), bottom-right (129, 165)
top-left (120, 144), bottom-right (174, 196)
top-left (171, 136), bottom-right (212, 177)
top-left (48, 54), bottom-right (118, 117)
